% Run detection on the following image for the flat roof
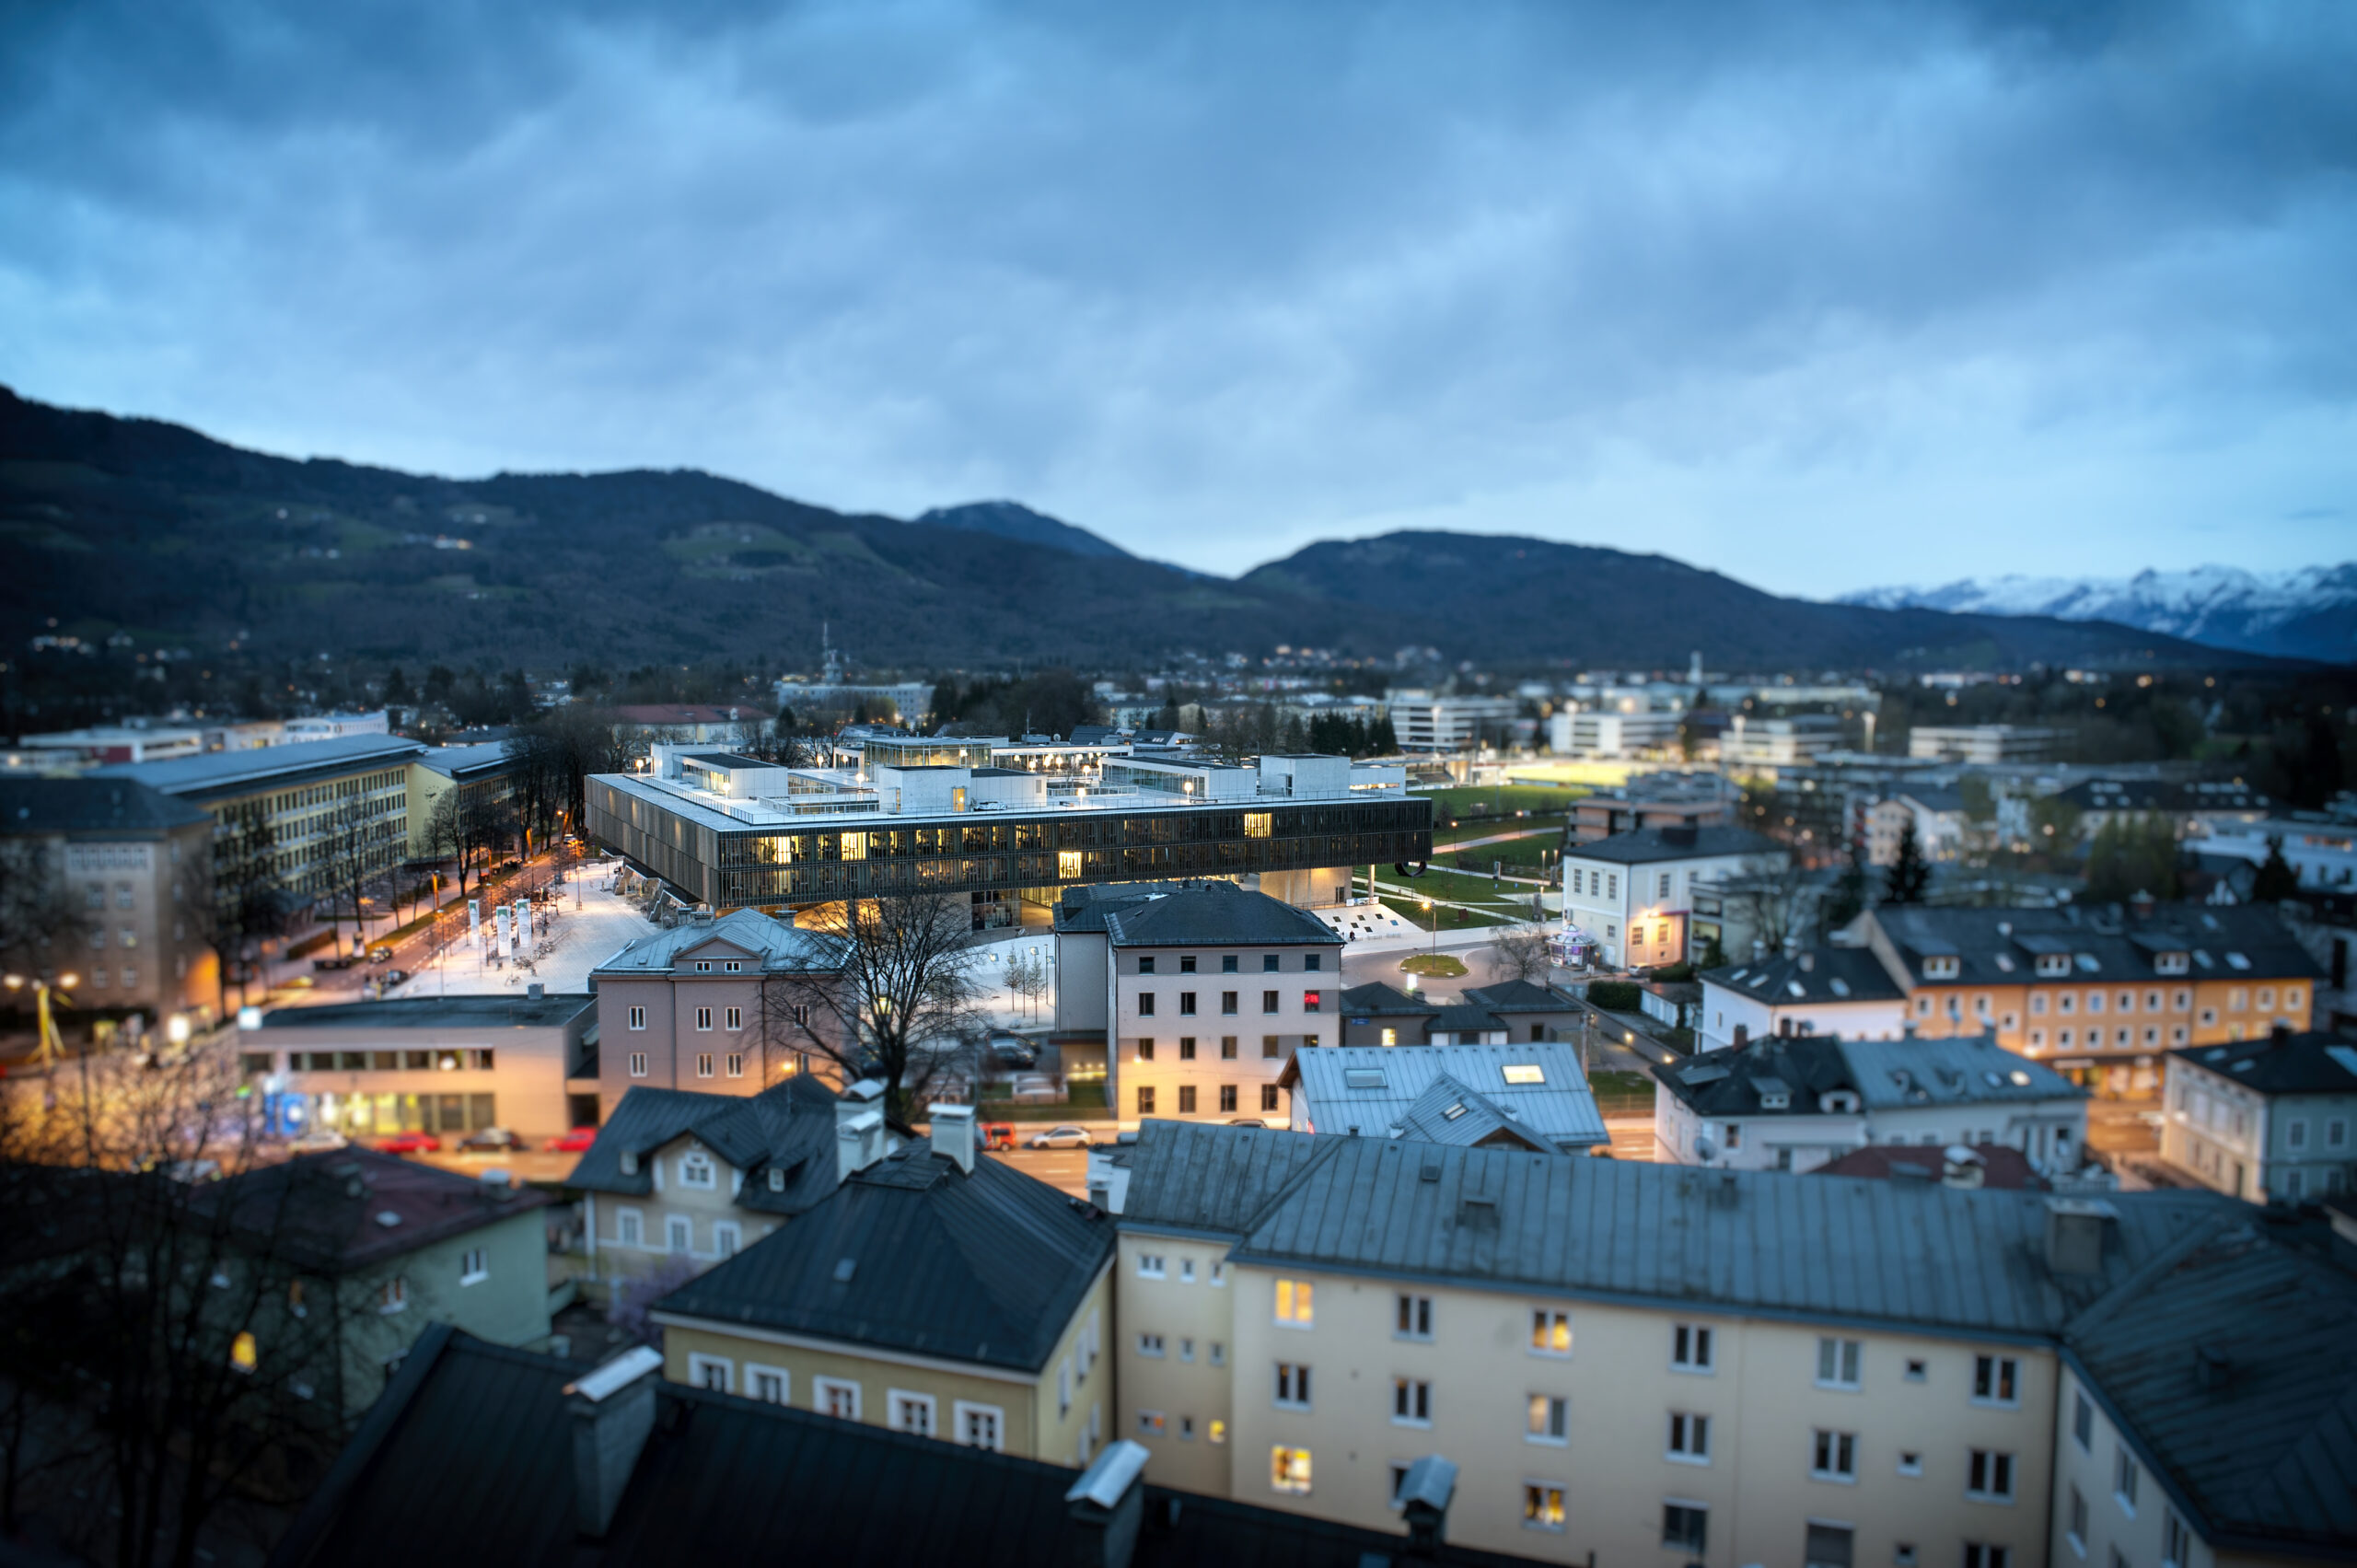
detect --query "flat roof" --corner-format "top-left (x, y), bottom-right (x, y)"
top-left (256, 994), bottom-right (595, 1030)
top-left (94, 735), bottom-right (427, 798)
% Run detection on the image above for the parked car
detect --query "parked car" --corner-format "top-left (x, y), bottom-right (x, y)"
top-left (312, 955), bottom-right (356, 972)
top-left (368, 946), bottom-right (394, 963)
top-left (988, 1035), bottom-right (1037, 1070)
top-left (382, 968), bottom-right (410, 985)
top-left (459, 1127), bottom-right (524, 1152)
top-left (374, 1131), bottom-right (442, 1155)
top-left (287, 1130), bottom-right (350, 1154)
top-left (981, 1121), bottom-right (1017, 1151)
top-left (1027, 1125), bottom-right (1092, 1150)
top-left (544, 1126), bottom-right (599, 1153)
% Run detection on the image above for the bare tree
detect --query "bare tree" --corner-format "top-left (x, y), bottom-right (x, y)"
top-left (1718, 854), bottom-right (1816, 958)
top-left (195, 805), bottom-right (283, 1015)
top-left (0, 835), bottom-right (76, 986)
top-left (1488, 923), bottom-right (1557, 986)
top-left (763, 890), bottom-right (988, 1124)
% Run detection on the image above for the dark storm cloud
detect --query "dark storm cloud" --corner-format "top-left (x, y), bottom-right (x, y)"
top-left (1, 0), bottom-right (2351, 589)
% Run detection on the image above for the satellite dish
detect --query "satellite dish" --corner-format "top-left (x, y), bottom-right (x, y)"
top-left (1693, 1136), bottom-right (1719, 1164)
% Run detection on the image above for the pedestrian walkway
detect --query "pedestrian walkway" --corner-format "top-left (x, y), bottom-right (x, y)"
top-left (392, 874), bottom-right (657, 997)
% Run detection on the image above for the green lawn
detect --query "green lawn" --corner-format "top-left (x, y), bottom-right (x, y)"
top-left (1415, 784), bottom-right (1585, 819)
top-left (1399, 953), bottom-right (1469, 977)
top-left (1587, 1069), bottom-right (1656, 1116)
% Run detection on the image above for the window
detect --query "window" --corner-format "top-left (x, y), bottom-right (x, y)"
top-left (1271, 1446), bottom-right (1312, 1493)
top-left (689, 1354), bottom-right (732, 1392)
top-left (1502, 1063), bottom-right (1546, 1086)
top-left (1274, 1363), bottom-right (1312, 1408)
top-left (1898, 1451), bottom-right (1923, 1476)
top-left (695, 1052), bottom-right (714, 1078)
top-left (2067, 1484), bottom-right (2089, 1555)
top-left (1663, 1502), bottom-right (1707, 1553)
top-left (1972, 1355), bottom-right (2018, 1405)
top-left (1219, 1084), bottom-right (1238, 1112)
top-left (1138, 1333), bottom-right (1167, 1357)
top-left (956, 1401), bottom-right (1004, 1450)
top-left (628, 1005), bottom-right (646, 1030)
top-left (1262, 990), bottom-right (1281, 1014)
top-left (680, 1151), bottom-right (716, 1188)
top-left (1137, 1086), bottom-right (1155, 1116)
top-left (1275, 1278), bottom-right (1314, 1326)
top-left (1223, 955), bottom-right (1239, 972)
top-left (2114, 1447), bottom-right (2139, 1513)
top-left (618, 1209), bottom-right (642, 1246)
top-left (1222, 1030), bottom-right (1238, 1054)
top-left (1811, 1428), bottom-right (1857, 1480)
top-left (1137, 1252), bottom-right (1167, 1279)
top-left (459, 1247), bottom-right (488, 1284)
top-left (667, 1215), bottom-right (693, 1253)
top-left (1527, 1394), bottom-right (1567, 1443)
top-left (1672, 1322), bottom-right (1713, 1371)
top-left (1210, 1261), bottom-right (1226, 1287)
top-left (1178, 955), bottom-right (1197, 973)
top-left (230, 1330), bottom-right (258, 1374)
top-left (1137, 1037), bottom-right (1155, 1062)
top-left (1138, 957), bottom-right (1155, 974)
top-left (1178, 1086), bottom-right (1197, 1113)
top-left (377, 1276), bottom-right (409, 1314)
top-left (714, 1222), bottom-right (740, 1258)
top-left (725, 1052), bottom-right (744, 1078)
top-left (1816, 1336), bottom-right (1862, 1388)
top-left (749, 1365), bottom-right (788, 1404)
top-left (1139, 993), bottom-right (1155, 1016)
top-left (1178, 1036), bottom-right (1197, 1060)
top-left (2288, 1118), bottom-right (2309, 1150)
top-left (1967, 1449), bottom-right (2014, 1502)
top-left (695, 1006), bottom-right (714, 1031)
top-left (1059, 1360), bottom-right (1073, 1416)
top-left (694, 961), bottom-right (710, 973)
top-left (1666, 1411), bottom-right (1711, 1461)
top-left (1179, 1338), bottom-right (1195, 1361)
top-left (888, 1391), bottom-right (936, 1436)
top-left (1260, 1084), bottom-right (1281, 1112)
top-left (725, 1005), bottom-right (742, 1030)
top-left (1210, 1342), bottom-right (1225, 1365)
top-left (1180, 993), bottom-right (1197, 1016)
top-left (628, 1052), bottom-right (648, 1077)
top-left (817, 1378), bottom-right (860, 1420)
top-left (1905, 1358), bottom-right (1927, 1381)
top-left (1263, 953), bottom-right (1281, 971)
top-left (2162, 1507), bottom-right (2189, 1568)
top-left (1522, 1483), bottom-right (1565, 1531)
top-left (1391, 1377), bottom-right (1431, 1424)
top-left (2073, 1389), bottom-right (2095, 1451)
top-left (1530, 1308), bottom-right (1572, 1356)
top-left (1962, 1547), bottom-right (2010, 1568)
top-left (1397, 1293), bottom-right (1434, 1340)
top-left (724, 960), bottom-right (741, 973)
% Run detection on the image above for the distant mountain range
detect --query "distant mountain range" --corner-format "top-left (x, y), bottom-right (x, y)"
top-left (0, 386), bottom-right (2290, 676)
top-left (1840, 566), bottom-right (2357, 664)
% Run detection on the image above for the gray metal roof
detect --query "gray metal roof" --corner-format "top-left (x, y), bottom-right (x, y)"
top-left (653, 1148), bottom-right (1115, 1373)
top-left (257, 994), bottom-right (595, 1031)
top-left (1390, 1076), bottom-right (1553, 1152)
top-left (409, 742), bottom-right (521, 780)
top-left (1657, 1034), bottom-right (1853, 1116)
top-left (1869, 902), bottom-right (2322, 986)
top-left (1562, 825), bottom-right (1775, 865)
top-left (1283, 1042), bottom-right (1607, 1149)
top-left (1114, 1121), bottom-right (1334, 1237)
top-left (1702, 947), bottom-right (1906, 1005)
top-left (590, 910), bottom-right (850, 975)
top-left (568, 1076), bottom-right (842, 1216)
top-left (2169, 1031), bottom-right (2357, 1098)
top-left (93, 734), bottom-right (427, 797)
top-left (2064, 1209), bottom-right (2357, 1552)
top-left (1097, 886), bottom-right (1344, 950)
top-left (1226, 1133), bottom-right (2234, 1340)
top-left (0, 776), bottom-right (212, 837)
top-left (1839, 1034), bottom-right (2086, 1110)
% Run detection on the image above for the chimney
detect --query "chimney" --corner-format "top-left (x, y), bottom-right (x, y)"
top-left (2129, 889), bottom-right (2156, 919)
top-left (1397, 1455), bottom-right (1458, 1557)
top-left (2271, 1022), bottom-right (2293, 1045)
top-left (1064, 1439), bottom-right (1149, 1568)
top-left (837, 1078), bottom-right (888, 1182)
top-left (1941, 1145), bottom-right (1986, 1189)
top-left (563, 1345), bottom-right (663, 1538)
top-left (2044, 1197), bottom-right (2117, 1276)
top-left (929, 1103), bottom-right (976, 1174)
top-left (528, 981), bottom-right (544, 999)
top-left (1799, 951), bottom-right (1816, 972)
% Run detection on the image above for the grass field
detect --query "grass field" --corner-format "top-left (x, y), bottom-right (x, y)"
top-left (1399, 953), bottom-right (1469, 977)
top-left (1415, 784), bottom-right (1585, 819)
top-left (1364, 864), bottom-right (1549, 930)
top-left (1588, 1068), bottom-right (1656, 1116)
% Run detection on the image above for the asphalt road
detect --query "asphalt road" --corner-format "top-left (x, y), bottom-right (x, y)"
top-left (992, 1145), bottom-right (1092, 1196)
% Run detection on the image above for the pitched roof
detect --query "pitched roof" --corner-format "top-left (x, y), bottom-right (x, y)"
top-left (590, 910), bottom-right (850, 976)
top-left (1224, 1132), bottom-right (2235, 1340)
top-left (1869, 901), bottom-right (2322, 987)
top-left (1654, 1034), bottom-right (1854, 1117)
top-left (2169, 1031), bottom-right (2357, 1097)
top-left (2064, 1209), bottom-right (2357, 1552)
top-left (652, 1149), bottom-right (1115, 1373)
top-left (1562, 825), bottom-right (1775, 865)
top-left (91, 734), bottom-right (427, 797)
top-left (568, 1076), bottom-right (842, 1216)
top-left (1839, 1034), bottom-right (2086, 1110)
top-left (188, 1149), bottom-right (551, 1273)
top-left (2054, 778), bottom-right (2273, 814)
top-left (1813, 1143), bottom-right (2049, 1191)
top-left (1339, 981), bottom-right (1439, 1018)
top-left (611, 704), bottom-right (770, 724)
top-left (1283, 1042), bottom-right (1607, 1149)
top-left (0, 776), bottom-right (212, 837)
top-left (271, 1326), bottom-right (1541, 1568)
top-left (1390, 1076), bottom-right (1553, 1152)
top-left (1114, 1121), bottom-right (1337, 1237)
top-left (409, 742), bottom-right (520, 780)
top-left (1461, 980), bottom-right (1578, 1013)
top-left (1702, 947), bottom-right (1907, 1005)
top-left (1094, 886), bottom-right (1344, 949)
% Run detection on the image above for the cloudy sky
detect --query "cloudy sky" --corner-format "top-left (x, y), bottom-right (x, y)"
top-left (2, 0), bottom-right (2351, 592)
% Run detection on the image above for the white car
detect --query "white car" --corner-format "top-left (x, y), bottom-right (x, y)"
top-left (287, 1130), bottom-right (350, 1154)
top-left (1028, 1125), bottom-right (1092, 1150)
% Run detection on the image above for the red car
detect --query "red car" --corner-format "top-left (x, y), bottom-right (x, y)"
top-left (374, 1131), bottom-right (442, 1155)
top-left (545, 1126), bottom-right (598, 1153)
top-left (981, 1122), bottom-right (1017, 1151)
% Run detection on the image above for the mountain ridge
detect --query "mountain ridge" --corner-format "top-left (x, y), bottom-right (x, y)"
top-left (1840, 565), bottom-right (2357, 664)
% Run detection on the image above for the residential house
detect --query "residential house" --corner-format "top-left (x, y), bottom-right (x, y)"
top-left (592, 909), bottom-right (851, 1120)
top-left (1653, 1031), bottom-right (2086, 1172)
top-left (2159, 1028), bottom-right (2357, 1202)
top-left (1560, 825), bottom-right (1780, 970)
top-left (1107, 1120), bottom-right (2317, 1567)
top-left (1867, 788), bottom-right (1972, 866)
top-left (568, 1074), bottom-right (850, 1287)
top-left (1337, 980), bottom-right (1584, 1047)
top-left (1053, 881), bottom-right (1343, 1129)
top-left (266, 1324), bottom-right (1541, 1568)
top-left (1282, 1040), bottom-right (1608, 1152)
top-left (2188, 816), bottom-right (2357, 893)
top-left (1697, 948), bottom-right (1910, 1053)
top-left (2052, 777), bottom-right (2273, 841)
top-left (648, 1106), bottom-right (1116, 1467)
top-left (1861, 901), bottom-right (2321, 1097)
top-left (243, 990), bottom-right (598, 1144)
top-left (192, 1149), bottom-right (553, 1420)
top-left (0, 776), bottom-right (219, 1027)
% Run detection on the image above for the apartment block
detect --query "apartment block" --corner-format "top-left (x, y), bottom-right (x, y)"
top-left (1906, 726), bottom-right (2061, 765)
top-left (2159, 1028), bottom-right (2357, 1202)
top-left (1561, 825), bottom-right (1780, 970)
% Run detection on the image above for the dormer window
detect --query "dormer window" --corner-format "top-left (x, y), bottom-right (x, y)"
top-left (2035, 955), bottom-right (2071, 978)
top-left (620, 1152), bottom-right (639, 1176)
top-left (680, 1152), bottom-right (716, 1190)
top-left (1922, 956), bottom-right (1960, 980)
top-left (2153, 951), bottom-right (2189, 976)
top-left (767, 1167), bottom-right (785, 1192)
top-left (724, 960), bottom-right (743, 974)
top-left (694, 960), bottom-right (712, 973)
top-left (1819, 1091), bottom-right (1859, 1114)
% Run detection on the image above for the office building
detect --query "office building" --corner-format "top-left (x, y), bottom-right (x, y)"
top-left (1544, 711), bottom-right (1681, 760)
top-left (404, 742), bottom-right (525, 856)
top-left (1565, 772), bottom-right (1738, 846)
top-left (1718, 713), bottom-right (1845, 769)
top-left (1386, 691), bottom-right (1521, 753)
top-left (1906, 726), bottom-right (2061, 765)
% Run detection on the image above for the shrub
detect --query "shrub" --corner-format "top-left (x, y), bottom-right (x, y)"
top-left (1585, 980), bottom-right (1642, 1011)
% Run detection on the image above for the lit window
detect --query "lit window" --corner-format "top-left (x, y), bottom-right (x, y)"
top-left (229, 1331), bottom-right (258, 1374)
top-left (1527, 1394), bottom-right (1567, 1443)
top-left (1502, 1063), bottom-right (1545, 1085)
top-left (1523, 1483), bottom-right (1565, 1530)
top-left (1530, 1308), bottom-right (1572, 1356)
top-left (1245, 813), bottom-right (1273, 840)
top-left (1271, 1446), bottom-right (1312, 1493)
top-left (1275, 1278), bottom-right (1314, 1326)
top-left (377, 1276), bottom-right (409, 1315)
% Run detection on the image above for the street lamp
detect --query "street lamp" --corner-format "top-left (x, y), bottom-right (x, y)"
top-left (1421, 899), bottom-right (1435, 958)
top-left (5, 971), bottom-right (80, 1068)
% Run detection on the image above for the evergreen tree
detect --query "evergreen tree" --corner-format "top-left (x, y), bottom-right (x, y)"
top-left (381, 666), bottom-right (415, 705)
top-left (2252, 835), bottom-right (2300, 902)
top-left (1884, 818), bottom-right (1931, 904)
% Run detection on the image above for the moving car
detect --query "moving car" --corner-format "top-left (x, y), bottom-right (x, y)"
top-left (374, 1130), bottom-right (442, 1155)
top-left (458, 1127), bottom-right (524, 1152)
top-left (368, 947), bottom-right (394, 963)
top-left (544, 1126), bottom-right (598, 1153)
top-left (1027, 1125), bottom-right (1092, 1150)
top-left (287, 1130), bottom-right (350, 1154)
top-left (981, 1121), bottom-right (1017, 1151)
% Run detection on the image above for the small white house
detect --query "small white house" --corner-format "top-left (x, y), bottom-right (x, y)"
top-left (1696, 947), bottom-right (1910, 1052)
top-left (1561, 824), bottom-right (1780, 970)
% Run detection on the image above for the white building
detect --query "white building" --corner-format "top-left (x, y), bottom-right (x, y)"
top-left (2188, 818), bottom-right (2357, 892)
top-left (1696, 947), bottom-right (1910, 1052)
top-left (282, 710), bottom-right (392, 741)
top-left (1867, 788), bottom-right (1972, 865)
top-left (1654, 1031), bottom-right (2088, 1173)
top-left (1719, 713), bottom-right (1845, 768)
top-left (1561, 824), bottom-right (1781, 970)
top-left (1907, 725), bottom-right (2061, 764)
top-left (1384, 691), bottom-right (1520, 752)
top-left (1546, 709), bottom-right (1683, 758)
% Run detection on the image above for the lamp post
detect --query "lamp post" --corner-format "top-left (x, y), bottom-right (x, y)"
top-left (1422, 899), bottom-right (1435, 959)
top-left (5, 971), bottom-right (81, 1069)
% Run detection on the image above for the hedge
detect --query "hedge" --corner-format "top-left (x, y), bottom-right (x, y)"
top-left (1585, 981), bottom-right (1643, 1011)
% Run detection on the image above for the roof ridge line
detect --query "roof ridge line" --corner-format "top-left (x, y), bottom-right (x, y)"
top-left (2062, 1206), bottom-right (2240, 1343)
top-left (1227, 1134), bottom-right (1352, 1238)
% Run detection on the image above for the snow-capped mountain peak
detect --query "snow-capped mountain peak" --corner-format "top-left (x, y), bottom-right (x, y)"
top-left (1839, 563), bottom-right (2357, 663)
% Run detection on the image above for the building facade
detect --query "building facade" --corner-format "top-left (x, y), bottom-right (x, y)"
top-left (1697, 949), bottom-right (1910, 1053)
top-left (2159, 1029), bottom-right (2357, 1202)
top-left (1561, 825), bottom-right (1781, 970)
top-left (404, 743), bottom-right (525, 857)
